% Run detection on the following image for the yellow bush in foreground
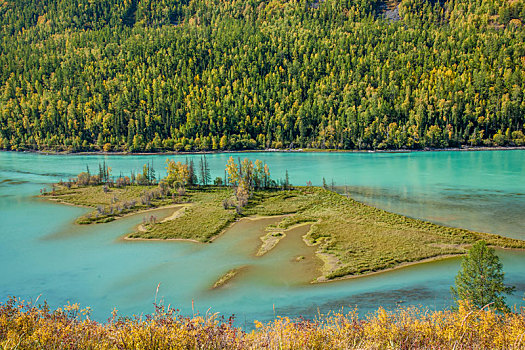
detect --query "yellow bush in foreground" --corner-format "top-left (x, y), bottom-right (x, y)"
top-left (1, 298), bottom-right (525, 349)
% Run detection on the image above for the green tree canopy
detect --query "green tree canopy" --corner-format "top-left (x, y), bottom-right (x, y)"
top-left (0, 0), bottom-right (524, 152)
top-left (451, 241), bottom-right (515, 312)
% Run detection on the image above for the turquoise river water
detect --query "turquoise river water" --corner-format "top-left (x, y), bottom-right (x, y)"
top-left (1, 150), bottom-right (524, 327)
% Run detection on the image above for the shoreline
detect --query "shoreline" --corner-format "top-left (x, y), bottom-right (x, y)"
top-left (209, 214), bottom-right (289, 243)
top-left (313, 244), bottom-right (525, 284)
top-left (40, 190), bottom-right (525, 284)
top-left (3, 145), bottom-right (525, 157)
top-left (314, 254), bottom-right (464, 284)
top-left (126, 213), bottom-right (290, 244)
top-left (255, 220), bottom-right (313, 257)
top-left (122, 236), bottom-right (201, 243)
top-left (41, 191), bottom-right (294, 244)
top-left (42, 196), bottom-right (187, 224)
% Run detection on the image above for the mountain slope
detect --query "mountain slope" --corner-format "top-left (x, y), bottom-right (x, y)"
top-left (0, 0), bottom-right (524, 152)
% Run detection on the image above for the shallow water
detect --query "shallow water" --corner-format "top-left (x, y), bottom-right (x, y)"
top-left (1, 150), bottom-right (525, 327)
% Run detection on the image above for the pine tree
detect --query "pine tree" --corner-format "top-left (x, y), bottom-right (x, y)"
top-left (98, 162), bottom-right (104, 184)
top-left (451, 241), bottom-right (514, 312)
top-left (199, 156), bottom-right (206, 185)
top-left (189, 159), bottom-right (197, 186)
top-left (203, 155), bottom-right (211, 186)
top-left (149, 161), bottom-right (155, 184)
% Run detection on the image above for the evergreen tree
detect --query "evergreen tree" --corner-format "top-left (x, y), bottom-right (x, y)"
top-left (98, 162), bottom-right (106, 183)
top-left (199, 155), bottom-right (211, 185)
top-left (199, 156), bottom-right (205, 185)
top-left (189, 159), bottom-right (198, 186)
top-left (204, 156), bottom-right (211, 186)
top-left (451, 241), bottom-right (515, 312)
top-left (148, 161), bottom-right (155, 184)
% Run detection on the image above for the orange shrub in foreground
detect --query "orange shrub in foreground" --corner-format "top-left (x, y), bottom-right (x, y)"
top-left (1, 297), bottom-right (525, 349)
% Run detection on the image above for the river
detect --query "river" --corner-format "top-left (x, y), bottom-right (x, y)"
top-left (1, 150), bottom-right (524, 326)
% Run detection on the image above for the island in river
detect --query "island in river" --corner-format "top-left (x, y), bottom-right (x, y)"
top-left (42, 182), bottom-right (525, 282)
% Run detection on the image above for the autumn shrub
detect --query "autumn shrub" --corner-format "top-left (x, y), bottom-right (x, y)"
top-left (2, 298), bottom-right (525, 349)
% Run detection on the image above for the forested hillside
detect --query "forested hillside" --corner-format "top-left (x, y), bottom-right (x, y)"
top-left (1, 0), bottom-right (524, 152)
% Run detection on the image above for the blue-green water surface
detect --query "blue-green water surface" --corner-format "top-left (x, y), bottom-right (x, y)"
top-left (1, 150), bottom-right (524, 326)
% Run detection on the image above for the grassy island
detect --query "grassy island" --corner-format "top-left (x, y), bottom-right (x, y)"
top-left (42, 157), bottom-right (525, 281)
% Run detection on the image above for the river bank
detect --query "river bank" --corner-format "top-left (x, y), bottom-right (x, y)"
top-left (4, 145), bottom-right (525, 157)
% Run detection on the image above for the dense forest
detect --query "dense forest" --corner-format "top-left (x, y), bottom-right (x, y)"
top-left (0, 0), bottom-right (524, 152)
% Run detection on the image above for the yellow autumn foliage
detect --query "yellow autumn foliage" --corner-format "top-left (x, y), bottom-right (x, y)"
top-left (2, 298), bottom-right (525, 349)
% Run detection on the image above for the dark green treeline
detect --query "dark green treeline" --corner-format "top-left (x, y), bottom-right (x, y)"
top-left (1, 0), bottom-right (525, 152)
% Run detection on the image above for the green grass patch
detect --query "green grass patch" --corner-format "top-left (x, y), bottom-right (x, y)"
top-left (43, 185), bottom-right (175, 224)
top-left (128, 187), bottom-right (237, 242)
top-left (280, 188), bottom-right (525, 279)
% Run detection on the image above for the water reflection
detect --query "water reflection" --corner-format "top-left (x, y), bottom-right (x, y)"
top-left (346, 185), bottom-right (525, 240)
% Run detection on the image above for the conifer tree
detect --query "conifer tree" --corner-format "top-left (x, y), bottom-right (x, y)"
top-left (451, 241), bottom-right (514, 312)
top-left (189, 159), bottom-right (198, 186)
top-left (199, 155), bottom-right (211, 185)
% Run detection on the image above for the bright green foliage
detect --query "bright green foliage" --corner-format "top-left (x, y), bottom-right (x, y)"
top-left (225, 157), bottom-right (271, 190)
top-left (451, 241), bottom-right (515, 311)
top-left (164, 159), bottom-right (190, 188)
top-left (0, 0), bottom-right (524, 151)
